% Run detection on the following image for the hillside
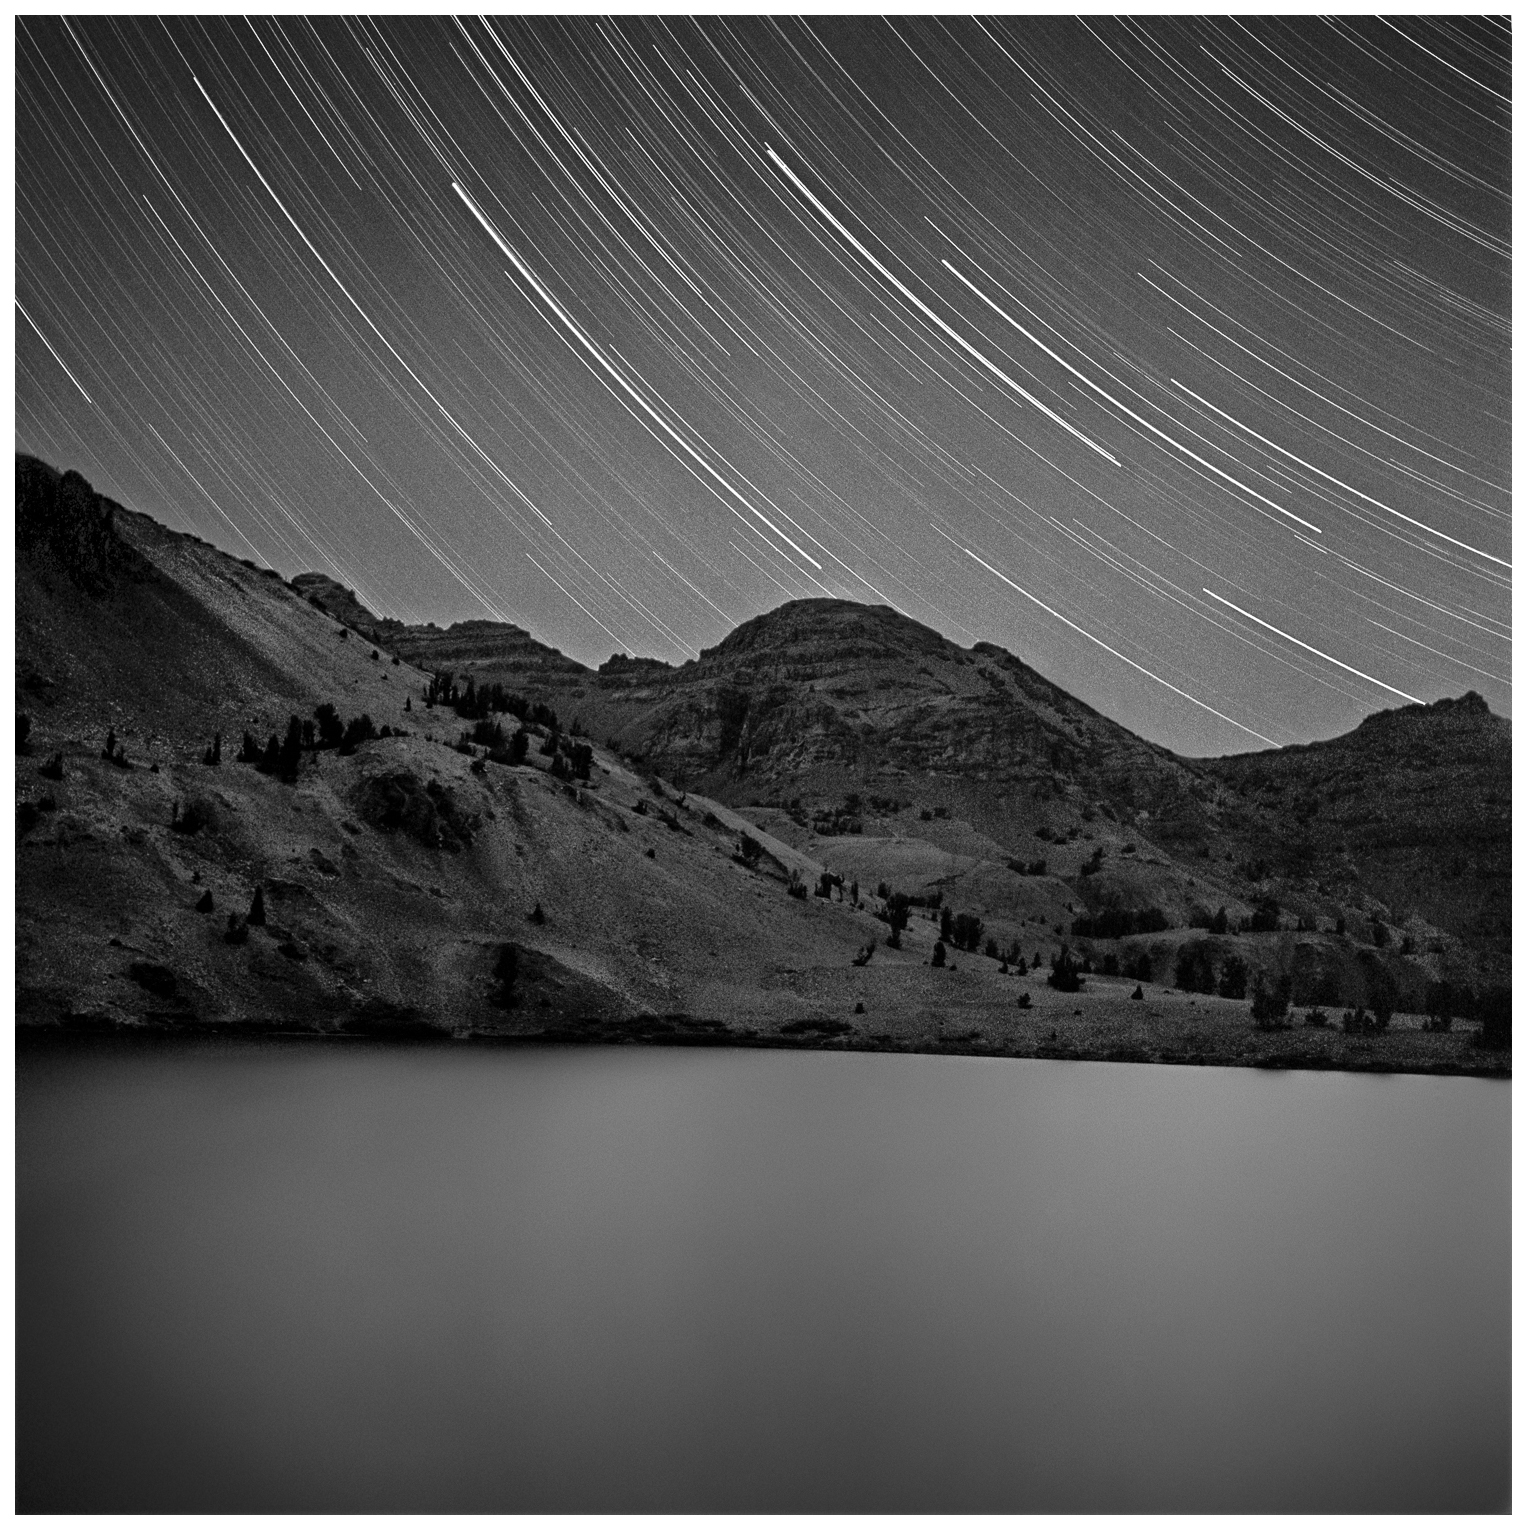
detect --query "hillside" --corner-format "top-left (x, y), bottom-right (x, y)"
top-left (15, 456), bottom-right (1509, 1072)
top-left (311, 571), bottom-right (1511, 974)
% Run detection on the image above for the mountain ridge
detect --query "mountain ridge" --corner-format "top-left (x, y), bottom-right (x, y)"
top-left (292, 570), bottom-right (1507, 963)
top-left (14, 455), bottom-right (1510, 1067)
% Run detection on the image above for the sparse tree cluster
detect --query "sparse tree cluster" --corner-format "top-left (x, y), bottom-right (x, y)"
top-left (1006, 857), bottom-right (1048, 876)
top-left (101, 728), bottom-right (131, 769)
top-left (1072, 907), bottom-right (1169, 939)
top-left (233, 703), bottom-right (388, 783)
top-left (425, 670), bottom-right (558, 734)
top-left (879, 891), bottom-right (912, 947)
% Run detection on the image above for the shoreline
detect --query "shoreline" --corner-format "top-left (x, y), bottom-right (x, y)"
top-left (18, 1017), bottom-right (1511, 1081)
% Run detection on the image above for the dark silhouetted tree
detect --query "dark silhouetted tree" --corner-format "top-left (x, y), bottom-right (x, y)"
top-left (1248, 898), bottom-right (1281, 933)
top-left (1047, 945), bottom-right (1084, 993)
top-left (339, 714), bottom-right (375, 755)
top-left (248, 886), bottom-right (266, 925)
top-left (1251, 977), bottom-right (1291, 1030)
top-left (1174, 941), bottom-right (1216, 994)
top-left (952, 912), bottom-right (984, 952)
top-left (492, 942), bottom-right (519, 1008)
top-left (1217, 955), bottom-right (1248, 1000)
top-left (195, 891), bottom-right (214, 913)
top-left (277, 716), bottom-right (303, 781)
top-left (931, 940), bottom-right (946, 968)
top-left (315, 703), bottom-right (344, 749)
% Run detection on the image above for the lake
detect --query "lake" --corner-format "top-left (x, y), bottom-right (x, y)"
top-left (16, 1038), bottom-right (1509, 1512)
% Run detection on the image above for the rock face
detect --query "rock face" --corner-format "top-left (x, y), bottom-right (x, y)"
top-left (287, 572), bottom-right (593, 692)
top-left (288, 572), bottom-right (386, 635)
top-left (17, 454), bottom-right (146, 594)
top-left (1203, 693), bottom-right (1512, 957)
top-left (541, 599), bottom-right (1212, 837)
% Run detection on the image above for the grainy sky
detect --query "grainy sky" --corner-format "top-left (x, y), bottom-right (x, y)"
top-left (15, 16), bottom-right (1510, 756)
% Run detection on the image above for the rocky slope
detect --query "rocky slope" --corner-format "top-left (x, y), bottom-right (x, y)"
top-left (321, 569), bottom-right (1510, 975)
top-left (15, 455), bottom-right (1509, 1069)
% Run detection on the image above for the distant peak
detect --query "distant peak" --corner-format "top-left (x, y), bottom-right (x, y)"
top-left (598, 652), bottom-right (673, 676)
top-left (699, 596), bottom-right (941, 661)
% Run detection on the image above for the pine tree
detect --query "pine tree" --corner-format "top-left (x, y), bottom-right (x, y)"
top-left (1047, 945), bottom-right (1083, 993)
top-left (315, 703), bottom-right (344, 749)
top-left (278, 716), bottom-right (303, 782)
top-left (492, 942), bottom-right (519, 1008)
top-left (248, 886), bottom-right (266, 925)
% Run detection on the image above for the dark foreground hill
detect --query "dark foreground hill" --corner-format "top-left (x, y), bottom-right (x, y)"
top-left (15, 457), bottom-right (1509, 1073)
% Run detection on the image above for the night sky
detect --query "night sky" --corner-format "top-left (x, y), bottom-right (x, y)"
top-left (15, 16), bottom-right (1510, 756)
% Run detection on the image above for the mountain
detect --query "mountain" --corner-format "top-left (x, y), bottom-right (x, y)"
top-left (1202, 694), bottom-right (1511, 959)
top-left (14, 456), bottom-right (1509, 1070)
top-left (359, 592), bottom-right (1511, 971)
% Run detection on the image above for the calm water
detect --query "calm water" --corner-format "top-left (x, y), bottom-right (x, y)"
top-left (16, 1038), bottom-right (1509, 1512)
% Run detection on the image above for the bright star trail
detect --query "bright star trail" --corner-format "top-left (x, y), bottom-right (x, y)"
top-left (15, 17), bottom-right (1509, 755)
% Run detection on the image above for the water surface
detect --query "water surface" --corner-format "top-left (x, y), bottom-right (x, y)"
top-left (16, 1039), bottom-right (1509, 1511)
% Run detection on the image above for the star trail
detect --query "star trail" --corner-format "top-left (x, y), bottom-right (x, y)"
top-left (15, 17), bottom-right (1510, 755)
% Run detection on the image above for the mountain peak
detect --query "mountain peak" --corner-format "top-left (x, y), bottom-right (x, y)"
top-left (699, 597), bottom-right (950, 667)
